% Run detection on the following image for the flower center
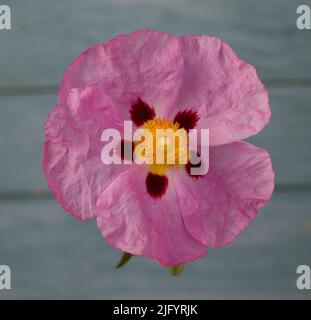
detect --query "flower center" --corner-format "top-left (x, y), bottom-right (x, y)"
top-left (135, 117), bottom-right (189, 175)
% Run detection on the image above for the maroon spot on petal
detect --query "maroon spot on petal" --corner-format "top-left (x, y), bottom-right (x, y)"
top-left (120, 139), bottom-right (134, 161)
top-left (146, 172), bottom-right (168, 199)
top-left (173, 109), bottom-right (199, 131)
top-left (130, 98), bottom-right (155, 126)
top-left (185, 153), bottom-right (205, 179)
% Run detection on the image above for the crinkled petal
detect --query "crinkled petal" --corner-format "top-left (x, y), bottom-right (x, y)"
top-left (96, 166), bottom-right (207, 266)
top-left (59, 30), bottom-right (269, 144)
top-left (174, 141), bottom-right (275, 248)
top-left (43, 86), bottom-right (126, 220)
top-left (167, 35), bottom-right (271, 145)
top-left (59, 30), bottom-right (184, 119)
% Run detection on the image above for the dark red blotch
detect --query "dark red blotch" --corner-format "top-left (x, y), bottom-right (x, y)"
top-left (130, 98), bottom-right (155, 127)
top-left (146, 173), bottom-right (168, 198)
top-left (173, 109), bottom-right (199, 131)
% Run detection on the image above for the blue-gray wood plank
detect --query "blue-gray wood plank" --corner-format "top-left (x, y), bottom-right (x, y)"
top-left (0, 0), bottom-right (310, 299)
top-left (0, 0), bottom-right (310, 85)
top-left (0, 193), bottom-right (310, 299)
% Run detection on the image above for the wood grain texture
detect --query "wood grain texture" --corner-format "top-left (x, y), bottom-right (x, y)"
top-left (0, 0), bottom-right (310, 299)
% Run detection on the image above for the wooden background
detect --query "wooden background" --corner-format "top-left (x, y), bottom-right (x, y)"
top-left (0, 0), bottom-right (311, 299)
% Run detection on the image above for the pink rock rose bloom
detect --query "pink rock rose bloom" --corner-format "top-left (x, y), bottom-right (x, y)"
top-left (43, 30), bottom-right (275, 267)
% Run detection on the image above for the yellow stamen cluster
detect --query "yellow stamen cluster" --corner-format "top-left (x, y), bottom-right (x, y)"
top-left (134, 117), bottom-right (189, 175)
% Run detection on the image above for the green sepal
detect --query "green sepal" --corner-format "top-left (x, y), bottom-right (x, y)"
top-left (116, 252), bottom-right (133, 269)
top-left (169, 264), bottom-right (185, 276)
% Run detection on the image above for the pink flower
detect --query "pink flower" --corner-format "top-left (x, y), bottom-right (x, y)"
top-left (43, 30), bottom-right (274, 267)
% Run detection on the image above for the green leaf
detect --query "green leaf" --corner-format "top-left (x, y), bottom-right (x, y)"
top-left (115, 252), bottom-right (133, 269)
top-left (169, 264), bottom-right (185, 276)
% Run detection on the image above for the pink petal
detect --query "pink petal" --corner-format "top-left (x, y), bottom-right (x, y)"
top-left (59, 30), bottom-right (184, 119)
top-left (96, 166), bottom-right (207, 266)
top-left (43, 87), bottom-right (126, 221)
top-left (174, 141), bottom-right (275, 248)
top-left (58, 30), bottom-right (270, 145)
top-left (168, 35), bottom-right (271, 145)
